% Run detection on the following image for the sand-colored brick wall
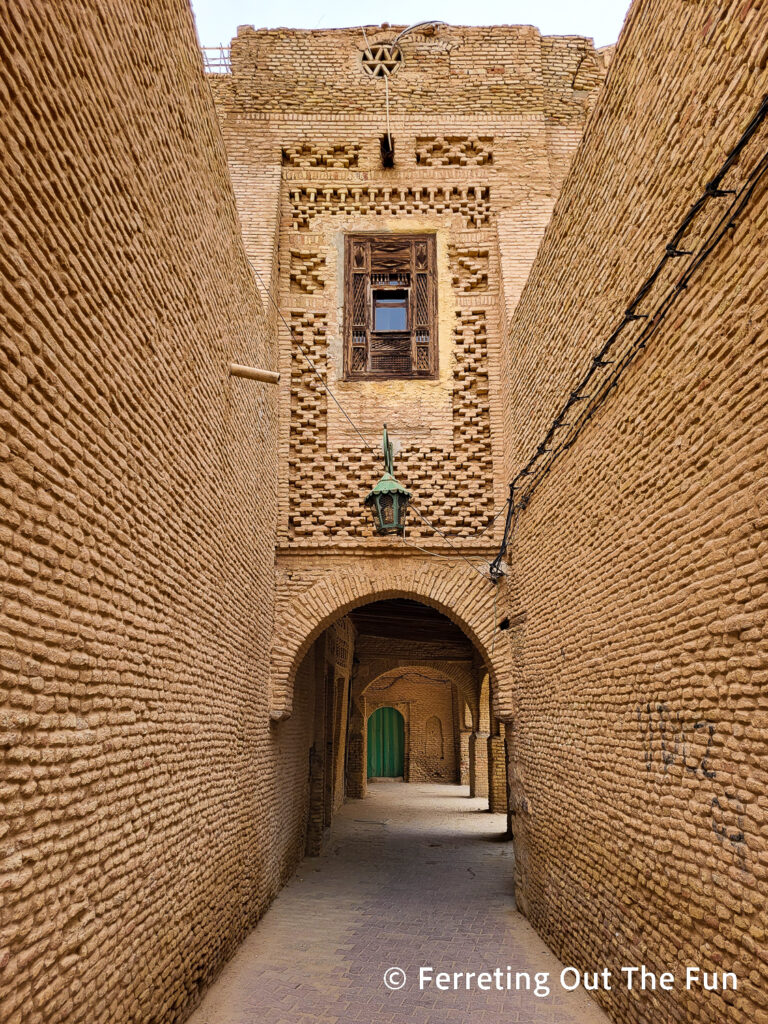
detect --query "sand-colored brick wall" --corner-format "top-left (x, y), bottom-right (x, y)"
top-left (211, 24), bottom-right (607, 560)
top-left (269, 558), bottom-right (510, 721)
top-left (209, 26), bottom-right (608, 726)
top-left (500, 1), bottom-right (768, 1022)
top-left (0, 3), bottom-right (313, 1022)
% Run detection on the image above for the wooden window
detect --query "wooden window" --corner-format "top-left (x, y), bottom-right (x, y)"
top-left (344, 234), bottom-right (437, 379)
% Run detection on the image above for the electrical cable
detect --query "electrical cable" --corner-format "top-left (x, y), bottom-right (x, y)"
top-left (392, 21), bottom-right (448, 44)
top-left (401, 510), bottom-right (494, 578)
top-left (248, 260), bottom-right (376, 452)
top-left (385, 76), bottom-right (392, 149)
top-left (403, 496), bottom-right (509, 553)
top-left (489, 93), bottom-right (768, 582)
top-left (406, 501), bottom-right (494, 580)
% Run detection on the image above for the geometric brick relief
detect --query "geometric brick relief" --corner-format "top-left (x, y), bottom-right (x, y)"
top-left (282, 142), bottom-right (361, 168)
top-left (289, 185), bottom-right (491, 230)
top-left (297, 444), bottom-right (493, 540)
top-left (286, 312), bottom-right (493, 539)
top-left (286, 303), bottom-right (493, 540)
top-left (415, 135), bottom-right (493, 166)
top-left (289, 250), bottom-right (326, 293)
top-left (289, 311), bottom-right (328, 537)
top-left (451, 309), bottom-right (493, 529)
top-left (448, 245), bottom-right (489, 292)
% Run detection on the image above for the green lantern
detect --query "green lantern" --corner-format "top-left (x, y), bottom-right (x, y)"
top-left (365, 425), bottom-right (411, 535)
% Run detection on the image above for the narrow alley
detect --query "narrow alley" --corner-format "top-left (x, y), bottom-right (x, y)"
top-left (3, 4), bottom-right (766, 1024)
top-left (188, 784), bottom-right (610, 1024)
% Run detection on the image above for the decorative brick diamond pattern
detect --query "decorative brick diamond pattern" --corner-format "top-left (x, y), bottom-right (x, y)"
top-left (282, 142), bottom-right (361, 168)
top-left (449, 245), bottom-right (490, 291)
top-left (289, 185), bottom-right (491, 230)
top-left (289, 311), bottom-right (329, 537)
top-left (415, 135), bottom-right (494, 166)
top-left (286, 306), bottom-right (494, 539)
top-left (452, 310), bottom-right (494, 529)
top-left (289, 250), bottom-right (326, 293)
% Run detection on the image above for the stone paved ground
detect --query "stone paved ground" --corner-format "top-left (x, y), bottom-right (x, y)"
top-left (188, 783), bottom-right (610, 1024)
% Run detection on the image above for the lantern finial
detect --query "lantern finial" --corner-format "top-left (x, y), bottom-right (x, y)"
top-left (382, 423), bottom-right (394, 475)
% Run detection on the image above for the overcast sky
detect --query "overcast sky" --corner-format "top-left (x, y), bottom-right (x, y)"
top-left (190, 0), bottom-right (632, 49)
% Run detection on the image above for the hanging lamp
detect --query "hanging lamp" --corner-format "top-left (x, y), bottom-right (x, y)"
top-left (364, 425), bottom-right (411, 534)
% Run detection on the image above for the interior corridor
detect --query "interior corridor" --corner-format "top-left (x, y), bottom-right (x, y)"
top-left (188, 784), bottom-right (610, 1024)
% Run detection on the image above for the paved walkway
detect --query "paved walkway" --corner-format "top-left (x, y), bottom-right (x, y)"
top-left (188, 783), bottom-right (609, 1024)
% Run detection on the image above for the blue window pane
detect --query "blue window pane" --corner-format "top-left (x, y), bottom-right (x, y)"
top-left (374, 291), bottom-right (408, 331)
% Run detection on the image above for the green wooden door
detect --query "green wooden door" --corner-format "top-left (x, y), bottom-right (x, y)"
top-left (367, 707), bottom-right (405, 778)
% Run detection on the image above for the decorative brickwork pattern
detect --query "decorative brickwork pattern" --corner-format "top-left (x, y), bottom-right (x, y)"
top-left (452, 311), bottom-right (494, 525)
top-left (0, 3), bottom-right (297, 1023)
top-left (2, 12), bottom-right (620, 1024)
top-left (289, 250), bottom-right (326, 292)
top-left (225, 25), bottom-right (606, 115)
top-left (214, 25), bottom-right (608, 572)
top-left (286, 306), bottom-right (493, 540)
top-left (449, 244), bottom-right (490, 291)
top-left (289, 185), bottom-right (492, 230)
top-left (287, 445), bottom-right (493, 541)
top-left (282, 142), bottom-right (361, 168)
top-left (415, 135), bottom-right (494, 166)
top-left (289, 311), bottom-right (328, 536)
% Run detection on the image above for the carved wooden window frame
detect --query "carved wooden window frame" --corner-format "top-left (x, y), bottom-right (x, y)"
top-left (344, 234), bottom-right (438, 380)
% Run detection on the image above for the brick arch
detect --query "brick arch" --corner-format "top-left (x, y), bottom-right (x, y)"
top-left (358, 663), bottom-right (480, 729)
top-left (270, 564), bottom-right (507, 720)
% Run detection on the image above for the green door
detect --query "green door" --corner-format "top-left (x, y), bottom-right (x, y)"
top-left (367, 707), bottom-right (405, 778)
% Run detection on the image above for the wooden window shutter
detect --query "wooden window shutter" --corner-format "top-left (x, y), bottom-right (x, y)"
top-left (412, 239), bottom-right (433, 373)
top-left (344, 234), bottom-right (437, 379)
top-left (349, 239), bottom-right (369, 372)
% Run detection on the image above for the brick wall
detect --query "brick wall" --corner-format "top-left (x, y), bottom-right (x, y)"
top-left (211, 24), bottom-right (607, 564)
top-left (364, 674), bottom-right (458, 783)
top-left (0, 3), bottom-right (313, 1022)
top-left (501, 2), bottom-right (768, 1022)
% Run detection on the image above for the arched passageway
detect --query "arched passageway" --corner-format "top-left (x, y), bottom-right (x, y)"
top-left (269, 564), bottom-right (511, 722)
top-left (277, 595), bottom-right (510, 857)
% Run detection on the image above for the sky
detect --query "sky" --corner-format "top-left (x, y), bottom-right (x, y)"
top-left (190, 0), bottom-right (632, 49)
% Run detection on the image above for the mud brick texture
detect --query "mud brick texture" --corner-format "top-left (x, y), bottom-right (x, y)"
top-left (1, 3), bottom-right (765, 1024)
top-left (210, 24), bottom-right (609, 551)
top-left (0, 3), bottom-right (297, 1023)
top-left (499, 2), bottom-right (768, 1024)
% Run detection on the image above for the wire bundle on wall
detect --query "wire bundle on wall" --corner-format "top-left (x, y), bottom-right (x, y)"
top-left (489, 93), bottom-right (768, 583)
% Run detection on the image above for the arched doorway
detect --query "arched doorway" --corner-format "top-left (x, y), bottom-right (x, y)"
top-left (292, 595), bottom-right (509, 852)
top-left (269, 564), bottom-right (510, 723)
top-left (367, 707), bottom-right (404, 779)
